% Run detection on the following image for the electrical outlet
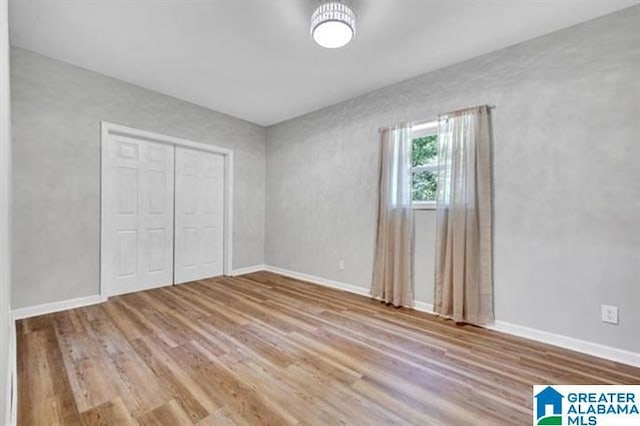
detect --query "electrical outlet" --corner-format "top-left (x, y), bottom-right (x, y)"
top-left (601, 305), bottom-right (618, 325)
top-left (338, 259), bottom-right (345, 271)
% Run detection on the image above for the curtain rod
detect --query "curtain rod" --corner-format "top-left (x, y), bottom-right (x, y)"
top-left (378, 104), bottom-right (496, 133)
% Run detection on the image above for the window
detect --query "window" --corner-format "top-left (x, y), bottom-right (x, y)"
top-left (411, 121), bottom-right (438, 209)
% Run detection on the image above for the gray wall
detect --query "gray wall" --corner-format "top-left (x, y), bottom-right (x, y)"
top-left (266, 7), bottom-right (640, 353)
top-left (1, 0), bottom-right (12, 421)
top-left (11, 47), bottom-right (267, 309)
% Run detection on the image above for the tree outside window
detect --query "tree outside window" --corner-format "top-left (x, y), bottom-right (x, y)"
top-left (411, 133), bottom-right (438, 202)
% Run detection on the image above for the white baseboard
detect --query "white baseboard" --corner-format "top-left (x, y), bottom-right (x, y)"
top-left (263, 265), bottom-right (370, 297)
top-left (413, 301), bottom-right (434, 313)
top-left (262, 265), bottom-right (435, 311)
top-left (487, 320), bottom-right (640, 369)
top-left (11, 294), bottom-right (106, 320)
top-left (261, 265), bottom-right (434, 310)
top-left (406, 300), bottom-right (640, 368)
top-left (229, 264), bottom-right (266, 276)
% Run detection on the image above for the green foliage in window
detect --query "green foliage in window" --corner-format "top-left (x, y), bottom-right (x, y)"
top-left (412, 134), bottom-right (437, 167)
top-left (412, 170), bottom-right (437, 201)
top-left (412, 135), bottom-right (438, 202)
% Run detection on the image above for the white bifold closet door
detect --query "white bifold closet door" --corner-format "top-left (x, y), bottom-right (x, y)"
top-left (174, 147), bottom-right (225, 284)
top-left (102, 136), bottom-right (175, 296)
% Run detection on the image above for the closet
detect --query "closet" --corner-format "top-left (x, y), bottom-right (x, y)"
top-left (100, 123), bottom-right (228, 297)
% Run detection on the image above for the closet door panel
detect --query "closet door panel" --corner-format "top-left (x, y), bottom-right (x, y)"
top-left (174, 147), bottom-right (224, 284)
top-left (102, 136), bottom-right (175, 296)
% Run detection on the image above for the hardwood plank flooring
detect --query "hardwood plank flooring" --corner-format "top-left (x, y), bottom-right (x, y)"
top-left (17, 271), bottom-right (640, 425)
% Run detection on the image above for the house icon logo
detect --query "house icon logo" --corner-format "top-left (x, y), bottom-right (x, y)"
top-left (534, 386), bottom-right (564, 425)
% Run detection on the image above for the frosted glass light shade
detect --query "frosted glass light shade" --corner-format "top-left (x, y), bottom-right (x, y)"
top-left (310, 2), bottom-right (356, 49)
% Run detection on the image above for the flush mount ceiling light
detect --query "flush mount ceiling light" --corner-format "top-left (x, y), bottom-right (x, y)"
top-left (310, 1), bottom-right (356, 49)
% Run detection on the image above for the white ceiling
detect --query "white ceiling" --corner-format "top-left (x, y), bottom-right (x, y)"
top-left (9, 0), bottom-right (639, 126)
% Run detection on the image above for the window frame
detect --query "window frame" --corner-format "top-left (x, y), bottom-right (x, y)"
top-left (411, 121), bottom-right (438, 210)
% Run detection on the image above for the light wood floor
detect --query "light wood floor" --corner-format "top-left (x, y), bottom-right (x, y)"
top-left (18, 271), bottom-right (640, 425)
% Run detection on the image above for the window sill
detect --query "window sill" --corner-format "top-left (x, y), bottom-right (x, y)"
top-left (412, 202), bottom-right (436, 210)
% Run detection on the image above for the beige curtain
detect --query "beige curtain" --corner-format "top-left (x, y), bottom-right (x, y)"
top-left (434, 106), bottom-right (493, 325)
top-left (372, 124), bottom-right (414, 307)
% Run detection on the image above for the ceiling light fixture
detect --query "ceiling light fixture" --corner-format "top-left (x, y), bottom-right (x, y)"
top-left (310, 1), bottom-right (356, 49)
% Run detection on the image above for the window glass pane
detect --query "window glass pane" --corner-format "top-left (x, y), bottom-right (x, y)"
top-left (412, 133), bottom-right (438, 202)
top-left (412, 170), bottom-right (437, 201)
top-left (411, 134), bottom-right (437, 167)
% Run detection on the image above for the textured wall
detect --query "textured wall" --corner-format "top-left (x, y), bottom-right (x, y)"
top-left (1, 0), bottom-right (11, 421)
top-left (267, 7), bottom-right (640, 352)
top-left (11, 47), bottom-right (266, 309)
